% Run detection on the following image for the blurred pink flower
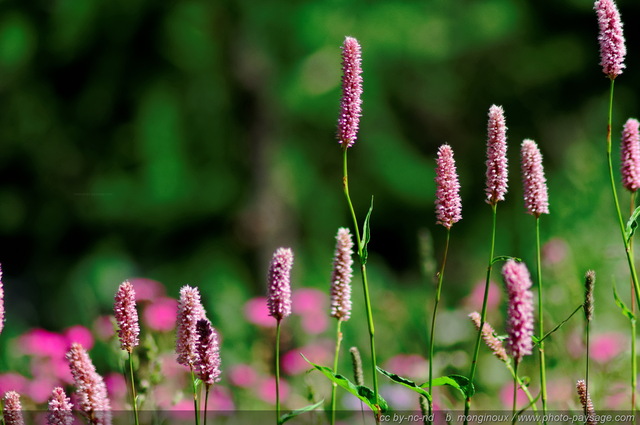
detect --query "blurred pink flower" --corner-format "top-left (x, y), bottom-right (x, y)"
top-left (228, 364), bottom-right (259, 388)
top-left (383, 354), bottom-right (429, 382)
top-left (292, 288), bottom-right (327, 314)
top-left (104, 372), bottom-right (127, 410)
top-left (17, 329), bottom-right (67, 357)
top-left (500, 381), bottom-right (532, 408)
top-left (283, 343), bottom-right (331, 375)
top-left (143, 297), bottom-right (178, 332)
top-left (0, 373), bottom-right (28, 394)
top-left (381, 385), bottom-right (419, 410)
top-left (129, 278), bottom-right (165, 301)
top-left (592, 332), bottom-right (625, 363)
top-left (244, 297), bottom-right (275, 328)
top-left (64, 325), bottom-right (94, 351)
top-left (93, 316), bottom-right (115, 341)
top-left (464, 281), bottom-right (501, 312)
top-left (300, 311), bottom-right (328, 334)
top-left (604, 382), bottom-right (627, 408)
top-left (542, 238), bottom-right (569, 266)
top-left (258, 377), bottom-right (289, 404)
top-left (206, 386), bottom-right (235, 410)
top-left (28, 376), bottom-right (57, 403)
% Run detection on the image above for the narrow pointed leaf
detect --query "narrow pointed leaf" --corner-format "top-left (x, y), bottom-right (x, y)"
top-left (537, 304), bottom-right (583, 343)
top-left (425, 375), bottom-right (475, 399)
top-left (302, 355), bottom-right (387, 414)
top-left (376, 367), bottom-right (431, 402)
top-left (360, 196), bottom-right (374, 264)
top-left (613, 283), bottom-right (636, 321)
top-left (278, 399), bottom-right (325, 425)
top-left (491, 256), bottom-right (522, 265)
top-left (626, 205), bottom-right (640, 243)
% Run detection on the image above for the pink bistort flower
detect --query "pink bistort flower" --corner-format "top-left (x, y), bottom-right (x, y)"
top-left (195, 318), bottom-right (221, 386)
top-left (3, 391), bottom-right (24, 425)
top-left (521, 139), bottom-right (549, 217)
top-left (621, 118), bottom-right (640, 192)
top-left (114, 281), bottom-right (140, 353)
top-left (330, 228), bottom-right (354, 321)
top-left (267, 248), bottom-right (294, 321)
top-left (337, 36), bottom-right (363, 149)
top-left (501, 260), bottom-right (534, 363)
top-left (435, 144), bottom-right (462, 228)
top-left (594, 0), bottom-right (626, 79)
top-left (47, 387), bottom-right (74, 425)
top-left (485, 105), bottom-right (508, 205)
top-left (66, 343), bottom-right (111, 425)
top-left (176, 286), bottom-right (207, 367)
top-left (577, 380), bottom-right (597, 424)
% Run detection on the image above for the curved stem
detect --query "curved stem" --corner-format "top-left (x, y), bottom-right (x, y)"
top-left (535, 217), bottom-right (547, 420)
top-left (428, 228), bottom-right (451, 420)
top-left (465, 203), bottom-right (498, 420)
top-left (342, 148), bottom-right (379, 421)
top-left (331, 320), bottom-right (344, 425)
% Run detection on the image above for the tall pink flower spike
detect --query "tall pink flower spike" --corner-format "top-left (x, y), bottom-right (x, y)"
top-left (114, 280), bottom-right (140, 353)
top-left (337, 36), bottom-right (363, 149)
top-left (267, 248), bottom-right (294, 321)
top-left (501, 260), bottom-right (534, 364)
top-left (330, 228), bottom-right (354, 321)
top-left (485, 105), bottom-right (508, 205)
top-left (621, 118), bottom-right (640, 192)
top-left (435, 144), bottom-right (462, 229)
top-left (594, 0), bottom-right (626, 79)
top-left (176, 285), bottom-right (207, 367)
top-left (521, 139), bottom-right (549, 217)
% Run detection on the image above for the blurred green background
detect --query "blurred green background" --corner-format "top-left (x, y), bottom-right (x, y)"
top-left (1, 0), bottom-right (640, 410)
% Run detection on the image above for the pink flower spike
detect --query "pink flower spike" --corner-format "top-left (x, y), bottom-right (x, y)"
top-left (176, 286), bottom-right (207, 367)
top-left (3, 391), bottom-right (24, 425)
top-left (337, 36), bottom-right (363, 149)
top-left (47, 387), bottom-right (74, 425)
top-left (501, 260), bottom-right (535, 364)
top-left (435, 144), bottom-right (462, 228)
top-left (0, 265), bottom-right (4, 335)
top-left (267, 248), bottom-right (294, 321)
top-left (621, 118), bottom-right (640, 192)
top-left (595, 0), bottom-right (626, 79)
top-left (521, 139), bottom-right (549, 217)
top-left (195, 318), bottom-right (222, 386)
top-left (330, 228), bottom-right (354, 321)
top-left (485, 105), bottom-right (508, 205)
top-left (577, 380), bottom-right (597, 424)
top-left (114, 281), bottom-right (140, 353)
top-left (66, 343), bottom-right (111, 425)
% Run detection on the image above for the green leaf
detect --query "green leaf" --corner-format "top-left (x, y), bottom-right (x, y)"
top-left (360, 196), bottom-right (374, 264)
top-left (302, 355), bottom-right (387, 414)
top-left (537, 304), bottom-right (583, 343)
top-left (491, 255), bottom-right (521, 265)
top-left (376, 367), bottom-right (431, 402)
top-left (613, 283), bottom-right (636, 321)
top-left (626, 206), bottom-right (640, 243)
top-left (428, 375), bottom-right (475, 399)
top-left (278, 399), bottom-right (324, 425)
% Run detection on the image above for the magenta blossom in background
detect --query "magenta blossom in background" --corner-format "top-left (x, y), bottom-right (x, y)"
top-left (300, 311), bottom-right (329, 334)
top-left (143, 297), bottom-right (178, 332)
top-left (542, 237), bottom-right (569, 266)
top-left (28, 376), bottom-right (58, 403)
top-left (0, 373), bottom-right (28, 395)
top-left (258, 377), bottom-right (290, 405)
top-left (595, 0), bottom-right (626, 79)
top-left (383, 354), bottom-right (429, 382)
top-left (104, 373), bottom-right (127, 410)
top-left (464, 280), bottom-right (501, 312)
top-left (228, 364), bottom-right (259, 388)
top-left (18, 329), bottom-right (67, 357)
top-left (64, 326), bottom-right (94, 351)
top-left (500, 381), bottom-right (533, 408)
top-left (282, 342), bottom-right (332, 375)
top-left (93, 316), bottom-right (115, 341)
top-left (591, 332), bottom-right (625, 363)
top-left (435, 144), bottom-right (462, 228)
top-left (244, 297), bottom-right (275, 328)
top-left (129, 278), bottom-right (165, 301)
top-left (292, 288), bottom-right (327, 314)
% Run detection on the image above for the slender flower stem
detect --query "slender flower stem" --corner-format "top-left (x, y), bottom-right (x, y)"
top-left (275, 320), bottom-right (282, 425)
top-left (204, 384), bottom-right (211, 425)
top-left (512, 361), bottom-right (519, 424)
top-left (342, 148), bottom-right (380, 419)
top-left (127, 352), bottom-right (140, 425)
top-left (331, 320), bottom-right (344, 425)
top-left (428, 228), bottom-right (451, 418)
top-left (190, 367), bottom-right (200, 425)
top-left (535, 217), bottom-right (548, 421)
top-left (606, 79), bottom-right (640, 309)
top-left (465, 203), bottom-right (498, 419)
top-left (631, 191), bottom-right (637, 414)
top-left (505, 362), bottom-right (539, 416)
top-left (586, 319), bottom-right (591, 397)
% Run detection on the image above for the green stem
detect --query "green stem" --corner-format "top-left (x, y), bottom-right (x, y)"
top-left (428, 228), bottom-right (451, 420)
top-left (585, 320), bottom-right (590, 397)
top-left (606, 78), bottom-right (640, 309)
top-left (204, 384), bottom-right (211, 425)
top-left (465, 203), bottom-right (498, 420)
top-left (512, 360), bottom-right (519, 424)
top-left (535, 216), bottom-right (548, 421)
top-left (190, 367), bottom-right (200, 425)
top-left (127, 352), bottom-right (140, 425)
top-left (631, 191), bottom-right (637, 414)
top-left (331, 320), bottom-right (344, 425)
top-left (342, 148), bottom-right (380, 421)
top-left (276, 320), bottom-right (282, 425)
top-left (505, 362), bottom-right (539, 416)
